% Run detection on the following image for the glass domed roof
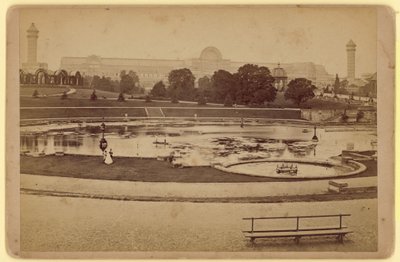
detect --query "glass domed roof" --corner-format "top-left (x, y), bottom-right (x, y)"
top-left (272, 63), bottom-right (287, 77)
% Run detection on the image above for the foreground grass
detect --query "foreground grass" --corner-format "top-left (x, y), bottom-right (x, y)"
top-left (21, 155), bottom-right (376, 183)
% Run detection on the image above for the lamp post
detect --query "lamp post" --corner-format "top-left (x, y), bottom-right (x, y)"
top-left (312, 125), bottom-right (319, 142)
top-left (99, 119), bottom-right (108, 152)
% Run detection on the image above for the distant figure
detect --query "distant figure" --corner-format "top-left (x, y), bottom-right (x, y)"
top-left (240, 118), bottom-right (244, 128)
top-left (103, 150), bottom-right (107, 162)
top-left (104, 150), bottom-right (113, 165)
top-left (109, 148), bottom-right (113, 159)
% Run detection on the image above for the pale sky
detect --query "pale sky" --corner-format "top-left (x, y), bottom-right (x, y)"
top-left (19, 6), bottom-right (377, 77)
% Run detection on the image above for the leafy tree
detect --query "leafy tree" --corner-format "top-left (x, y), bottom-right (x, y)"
top-left (333, 74), bottom-right (340, 93)
top-left (117, 92), bottom-right (125, 102)
top-left (32, 89), bottom-right (39, 98)
top-left (198, 76), bottom-right (212, 90)
top-left (91, 75), bottom-right (117, 92)
top-left (198, 76), bottom-right (213, 99)
top-left (360, 77), bottom-right (377, 98)
top-left (120, 70), bottom-right (139, 95)
top-left (331, 79), bottom-right (350, 95)
top-left (323, 84), bottom-right (332, 94)
top-left (211, 70), bottom-right (238, 103)
top-left (129, 70), bottom-right (140, 93)
top-left (169, 88), bottom-right (179, 103)
top-left (168, 68), bottom-right (195, 100)
top-left (340, 79), bottom-right (349, 89)
top-left (284, 78), bottom-right (316, 106)
top-left (234, 64), bottom-right (276, 105)
top-left (151, 81), bottom-right (167, 97)
top-left (197, 92), bottom-right (207, 105)
top-left (224, 94), bottom-right (233, 107)
top-left (90, 89), bottom-right (97, 101)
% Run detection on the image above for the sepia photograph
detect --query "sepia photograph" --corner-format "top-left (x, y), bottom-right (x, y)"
top-left (5, 5), bottom-right (395, 259)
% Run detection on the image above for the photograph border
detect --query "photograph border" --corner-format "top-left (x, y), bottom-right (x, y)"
top-left (5, 4), bottom-right (396, 259)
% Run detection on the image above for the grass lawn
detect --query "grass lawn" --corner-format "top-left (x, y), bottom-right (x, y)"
top-left (162, 108), bottom-right (302, 119)
top-left (21, 107), bottom-right (147, 119)
top-left (267, 92), bottom-right (359, 110)
top-left (20, 155), bottom-right (377, 183)
top-left (70, 88), bottom-right (120, 99)
top-left (20, 91), bottom-right (357, 110)
top-left (20, 96), bottom-right (216, 108)
top-left (20, 87), bottom-right (69, 96)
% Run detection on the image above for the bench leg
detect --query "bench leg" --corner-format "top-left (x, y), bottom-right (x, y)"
top-left (337, 234), bottom-right (344, 243)
top-left (250, 237), bottom-right (255, 244)
top-left (294, 236), bottom-right (301, 245)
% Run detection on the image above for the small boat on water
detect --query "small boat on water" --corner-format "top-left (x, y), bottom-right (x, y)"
top-left (276, 163), bottom-right (298, 175)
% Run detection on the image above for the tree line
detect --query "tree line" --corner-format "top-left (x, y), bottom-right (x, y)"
top-left (322, 74), bottom-right (377, 98)
top-left (88, 70), bottom-right (144, 95)
top-left (85, 64), bottom-right (317, 107)
top-left (151, 64), bottom-right (316, 107)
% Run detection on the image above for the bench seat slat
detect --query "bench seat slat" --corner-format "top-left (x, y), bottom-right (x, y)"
top-left (244, 229), bottom-right (352, 239)
top-left (243, 226), bottom-right (348, 233)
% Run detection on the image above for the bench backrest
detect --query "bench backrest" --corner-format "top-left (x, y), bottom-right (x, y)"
top-left (243, 214), bottom-right (351, 233)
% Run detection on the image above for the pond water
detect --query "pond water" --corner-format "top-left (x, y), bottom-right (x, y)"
top-left (20, 121), bottom-right (377, 167)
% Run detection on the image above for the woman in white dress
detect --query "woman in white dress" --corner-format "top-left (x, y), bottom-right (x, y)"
top-left (104, 150), bottom-right (113, 165)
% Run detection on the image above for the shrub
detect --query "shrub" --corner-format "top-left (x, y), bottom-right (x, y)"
top-left (171, 96), bottom-right (179, 104)
top-left (117, 93), bottom-right (125, 102)
top-left (341, 112), bottom-right (349, 122)
top-left (145, 95), bottom-right (152, 103)
top-left (356, 111), bottom-right (364, 122)
top-left (61, 91), bottom-right (68, 100)
top-left (90, 90), bottom-right (98, 101)
top-left (32, 89), bottom-right (39, 98)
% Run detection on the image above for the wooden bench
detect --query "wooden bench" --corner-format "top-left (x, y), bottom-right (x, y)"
top-left (328, 180), bottom-right (349, 193)
top-left (243, 214), bottom-right (352, 244)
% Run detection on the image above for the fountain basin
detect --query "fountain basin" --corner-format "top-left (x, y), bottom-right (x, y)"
top-left (215, 159), bottom-right (366, 179)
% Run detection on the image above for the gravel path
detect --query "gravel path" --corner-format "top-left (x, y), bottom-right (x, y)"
top-left (20, 195), bottom-right (377, 253)
top-left (21, 173), bottom-right (377, 199)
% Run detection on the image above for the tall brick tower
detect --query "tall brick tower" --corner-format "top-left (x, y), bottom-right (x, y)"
top-left (346, 40), bottom-right (356, 81)
top-left (22, 23), bottom-right (47, 72)
top-left (27, 23), bottom-right (39, 64)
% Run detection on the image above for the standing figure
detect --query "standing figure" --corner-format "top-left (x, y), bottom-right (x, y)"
top-left (104, 150), bottom-right (113, 165)
top-left (109, 148), bottom-right (113, 159)
top-left (103, 150), bottom-right (107, 162)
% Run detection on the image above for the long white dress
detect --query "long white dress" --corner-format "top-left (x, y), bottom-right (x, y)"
top-left (104, 151), bottom-right (113, 165)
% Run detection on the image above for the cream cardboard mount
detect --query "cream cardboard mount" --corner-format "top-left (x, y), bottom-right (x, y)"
top-left (5, 5), bottom-right (395, 259)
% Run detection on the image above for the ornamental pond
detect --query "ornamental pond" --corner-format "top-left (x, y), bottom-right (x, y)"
top-left (20, 120), bottom-right (377, 179)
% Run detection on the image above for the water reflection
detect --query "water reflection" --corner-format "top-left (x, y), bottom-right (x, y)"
top-left (20, 123), bottom-right (377, 166)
